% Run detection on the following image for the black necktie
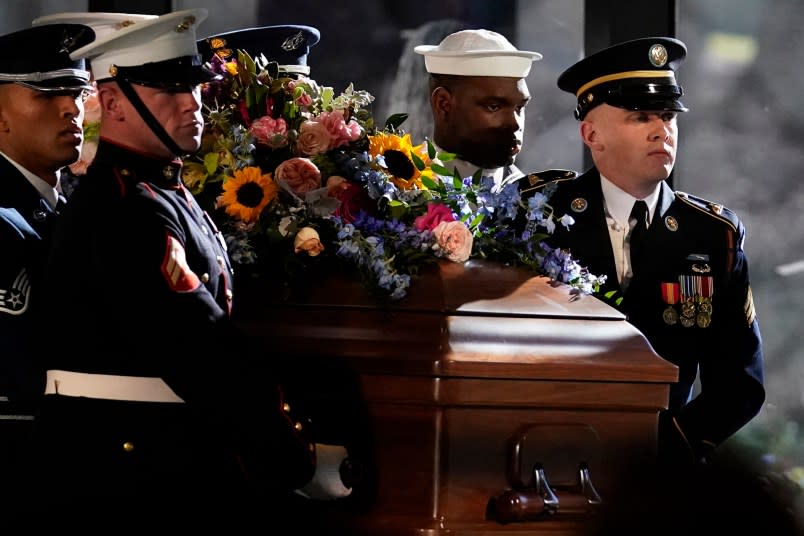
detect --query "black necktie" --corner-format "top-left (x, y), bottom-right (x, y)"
top-left (629, 200), bottom-right (649, 269)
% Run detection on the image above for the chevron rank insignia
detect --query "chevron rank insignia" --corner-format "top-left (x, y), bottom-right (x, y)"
top-left (0, 268), bottom-right (30, 316)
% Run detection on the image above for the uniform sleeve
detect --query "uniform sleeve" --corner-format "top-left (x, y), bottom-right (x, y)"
top-left (0, 214), bottom-right (43, 404)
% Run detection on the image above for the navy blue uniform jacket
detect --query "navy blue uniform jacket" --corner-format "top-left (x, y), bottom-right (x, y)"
top-left (544, 168), bottom-right (765, 463)
top-left (38, 140), bottom-right (316, 501)
top-left (0, 156), bottom-right (59, 512)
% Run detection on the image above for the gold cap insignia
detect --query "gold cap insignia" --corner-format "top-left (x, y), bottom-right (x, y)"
top-left (649, 44), bottom-right (668, 67)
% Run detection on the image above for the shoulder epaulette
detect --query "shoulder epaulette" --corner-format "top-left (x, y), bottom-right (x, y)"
top-left (675, 191), bottom-right (739, 232)
top-left (518, 168), bottom-right (578, 195)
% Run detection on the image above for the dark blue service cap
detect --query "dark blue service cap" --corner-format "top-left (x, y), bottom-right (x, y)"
top-left (198, 25), bottom-right (320, 75)
top-left (0, 23), bottom-right (94, 92)
top-left (557, 36), bottom-right (689, 120)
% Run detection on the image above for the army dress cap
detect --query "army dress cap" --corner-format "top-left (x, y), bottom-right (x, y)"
top-left (66, 8), bottom-right (219, 87)
top-left (199, 25), bottom-right (320, 76)
top-left (557, 36), bottom-right (689, 120)
top-left (33, 12), bottom-right (158, 41)
top-left (0, 24), bottom-right (94, 92)
top-left (414, 29), bottom-right (542, 78)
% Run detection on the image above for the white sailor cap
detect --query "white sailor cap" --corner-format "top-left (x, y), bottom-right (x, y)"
top-left (414, 29), bottom-right (542, 78)
top-left (56, 8), bottom-right (218, 87)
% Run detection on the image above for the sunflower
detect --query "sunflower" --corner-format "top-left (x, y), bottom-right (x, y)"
top-left (368, 132), bottom-right (430, 190)
top-left (217, 166), bottom-right (278, 223)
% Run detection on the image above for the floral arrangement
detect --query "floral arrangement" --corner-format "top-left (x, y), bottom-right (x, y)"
top-left (177, 48), bottom-right (605, 301)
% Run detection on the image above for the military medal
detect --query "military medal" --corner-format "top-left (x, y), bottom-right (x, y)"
top-left (696, 275), bottom-right (714, 328)
top-left (679, 275), bottom-right (696, 327)
top-left (661, 282), bottom-right (679, 325)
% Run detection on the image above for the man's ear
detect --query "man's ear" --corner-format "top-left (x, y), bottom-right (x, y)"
top-left (431, 86), bottom-right (452, 120)
top-left (97, 84), bottom-right (124, 121)
top-left (580, 120), bottom-right (601, 151)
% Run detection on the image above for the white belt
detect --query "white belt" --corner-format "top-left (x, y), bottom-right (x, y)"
top-left (45, 370), bottom-right (185, 403)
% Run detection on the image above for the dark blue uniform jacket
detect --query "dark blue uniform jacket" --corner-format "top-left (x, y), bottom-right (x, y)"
top-left (544, 168), bottom-right (765, 463)
top-left (0, 156), bottom-right (57, 405)
top-left (38, 140), bottom-right (316, 502)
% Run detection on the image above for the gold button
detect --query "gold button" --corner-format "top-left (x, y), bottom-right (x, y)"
top-left (308, 444), bottom-right (315, 452)
top-left (200, 273), bottom-right (210, 283)
top-left (120, 168), bottom-right (130, 176)
top-left (225, 289), bottom-right (233, 300)
top-left (282, 403), bottom-right (291, 413)
top-left (122, 441), bottom-right (135, 452)
top-left (294, 422), bottom-right (303, 431)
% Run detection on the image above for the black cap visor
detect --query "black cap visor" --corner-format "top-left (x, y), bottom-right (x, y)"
top-left (577, 79), bottom-right (688, 119)
top-left (100, 54), bottom-right (221, 88)
top-left (0, 68), bottom-right (92, 92)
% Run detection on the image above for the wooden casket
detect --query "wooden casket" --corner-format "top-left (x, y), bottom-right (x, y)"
top-left (235, 259), bottom-right (678, 535)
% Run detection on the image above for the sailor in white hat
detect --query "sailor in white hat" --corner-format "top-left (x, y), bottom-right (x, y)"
top-left (415, 29), bottom-right (542, 190)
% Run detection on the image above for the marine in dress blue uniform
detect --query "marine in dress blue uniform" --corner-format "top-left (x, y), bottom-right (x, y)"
top-left (0, 22), bottom-right (94, 512)
top-left (29, 10), bottom-right (348, 529)
top-left (546, 37), bottom-right (764, 465)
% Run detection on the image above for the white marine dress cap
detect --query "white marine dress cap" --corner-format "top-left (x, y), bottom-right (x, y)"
top-left (32, 12), bottom-right (159, 41)
top-left (55, 8), bottom-right (212, 84)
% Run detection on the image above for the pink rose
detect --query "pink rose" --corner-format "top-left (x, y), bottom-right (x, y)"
top-left (433, 221), bottom-right (473, 263)
top-left (414, 203), bottom-right (456, 231)
top-left (249, 116), bottom-right (288, 149)
top-left (318, 110), bottom-right (362, 150)
top-left (294, 227), bottom-right (324, 256)
top-left (296, 120), bottom-right (332, 156)
top-left (295, 93), bottom-right (313, 107)
top-left (274, 157), bottom-right (322, 195)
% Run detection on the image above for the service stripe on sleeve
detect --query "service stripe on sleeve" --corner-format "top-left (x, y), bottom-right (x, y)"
top-left (161, 234), bottom-right (200, 292)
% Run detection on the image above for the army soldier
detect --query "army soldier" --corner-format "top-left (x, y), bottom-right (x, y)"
top-left (546, 37), bottom-right (764, 465)
top-left (30, 9), bottom-right (351, 530)
top-left (0, 22), bottom-right (94, 510)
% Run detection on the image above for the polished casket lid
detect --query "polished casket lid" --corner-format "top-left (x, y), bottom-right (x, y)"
top-left (235, 260), bottom-right (678, 384)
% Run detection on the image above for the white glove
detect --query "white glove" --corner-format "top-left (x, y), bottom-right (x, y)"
top-left (294, 443), bottom-right (353, 500)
